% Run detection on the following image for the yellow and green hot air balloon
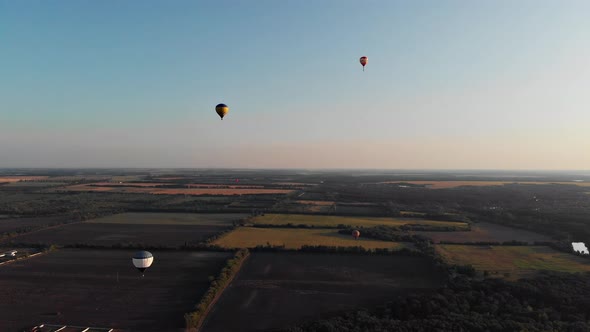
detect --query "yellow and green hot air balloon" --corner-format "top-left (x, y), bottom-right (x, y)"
top-left (215, 103), bottom-right (229, 120)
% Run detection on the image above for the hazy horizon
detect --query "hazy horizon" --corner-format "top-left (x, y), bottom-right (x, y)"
top-left (2, 1), bottom-right (589, 169)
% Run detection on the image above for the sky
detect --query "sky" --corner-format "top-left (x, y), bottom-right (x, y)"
top-left (1, 0), bottom-right (589, 169)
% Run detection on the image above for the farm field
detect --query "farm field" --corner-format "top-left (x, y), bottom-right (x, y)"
top-left (87, 213), bottom-right (247, 226)
top-left (291, 200), bottom-right (335, 213)
top-left (58, 184), bottom-right (294, 195)
top-left (201, 253), bottom-right (443, 332)
top-left (294, 200), bottom-right (334, 206)
top-left (436, 245), bottom-right (590, 279)
top-left (416, 222), bottom-right (552, 243)
top-left (88, 182), bottom-right (174, 187)
top-left (0, 176), bottom-right (49, 183)
top-left (377, 180), bottom-right (590, 189)
top-left (0, 249), bottom-right (231, 331)
top-left (0, 216), bottom-right (68, 234)
top-left (251, 213), bottom-right (468, 229)
top-left (3, 182), bottom-right (67, 188)
top-left (332, 205), bottom-right (386, 215)
top-left (212, 227), bottom-right (408, 250)
top-left (5, 223), bottom-right (228, 247)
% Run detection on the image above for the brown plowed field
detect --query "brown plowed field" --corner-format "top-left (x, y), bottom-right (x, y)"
top-left (201, 253), bottom-right (444, 332)
top-left (0, 176), bottom-right (49, 183)
top-left (0, 249), bottom-right (232, 332)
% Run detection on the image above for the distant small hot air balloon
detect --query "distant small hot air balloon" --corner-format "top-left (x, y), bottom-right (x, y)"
top-left (215, 103), bottom-right (229, 120)
top-left (359, 56), bottom-right (368, 71)
top-left (352, 230), bottom-right (360, 240)
top-left (132, 251), bottom-right (154, 276)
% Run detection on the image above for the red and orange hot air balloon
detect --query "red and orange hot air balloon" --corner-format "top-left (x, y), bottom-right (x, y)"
top-left (352, 230), bottom-right (360, 240)
top-left (359, 56), bottom-right (368, 71)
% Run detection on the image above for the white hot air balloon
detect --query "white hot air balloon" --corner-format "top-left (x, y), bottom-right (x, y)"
top-left (132, 251), bottom-right (154, 276)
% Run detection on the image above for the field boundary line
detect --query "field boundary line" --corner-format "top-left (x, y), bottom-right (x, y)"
top-left (0, 219), bottom-right (87, 243)
top-left (195, 251), bottom-right (251, 332)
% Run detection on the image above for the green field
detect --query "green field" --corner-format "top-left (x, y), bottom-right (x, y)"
top-left (251, 214), bottom-right (468, 229)
top-left (436, 244), bottom-right (590, 279)
top-left (87, 212), bottom-right (247, 225)
top-left (213, 227), bottom-right (409, 250)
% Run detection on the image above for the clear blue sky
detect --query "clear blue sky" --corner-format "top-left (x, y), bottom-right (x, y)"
top-left (1, 0), bottom-right (589, 169)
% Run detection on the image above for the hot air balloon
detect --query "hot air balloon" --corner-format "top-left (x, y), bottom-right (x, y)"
top-left (352, 230), bottom-right (360, 240)
top-left (215, 103), bottom-right (229, 120)
top-left (132, 251), bottom-right (154, 276)
top-left (359, 56), bottom-right (368, 71)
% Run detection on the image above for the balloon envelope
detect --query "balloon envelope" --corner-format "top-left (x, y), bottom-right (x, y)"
top-left (215, 103), bottom-right (229, 120)
top-left (132, 251), bottom-right (154, 273)
top-left (352, 230), bottom-right (360, 239)
top-left (359, 56), bottom-right (368, 67)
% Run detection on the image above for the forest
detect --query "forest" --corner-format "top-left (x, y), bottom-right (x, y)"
top-left (283, 273), bottom-right (590, 332)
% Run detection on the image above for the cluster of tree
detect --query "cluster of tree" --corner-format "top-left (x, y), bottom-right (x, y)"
top-left (334, 226), bottom-right (446, 269)
top-left (312, 181), bottom-right (590, 244)
top-left (397, 224), bottom-right (466, 232)
top-left (0, 192), bottom-right (134, 217)
top-left (337, 226), bottom-right (431, 243)
top-left (282, 272), bottom-right (590, 332)
top-left (185, 249), bottom-right (249, 330)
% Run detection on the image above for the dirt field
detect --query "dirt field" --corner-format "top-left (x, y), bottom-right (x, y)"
top-left (0, 249), bottom-right (231, 331)
top-left (415, 222), bottom-right (551, 243)
top-left (0, 176), bottom-right (49, 183)
top-left (8, 223), bottom-right (228, 247)
top-left (0, 213), bottom-right (245, 247)
top-left (378, 180), bottom-right (590, 189)
top-left (201, 253), bottom-right (443, 332)
top-left (60, 184), bottom-right (294, 195)
top-left (436, 245), bottom-right (590, 279)
top-left (252, 214), bottom-right (468, 229)
top-left (87, 213), bottom-right (247, 226)
top-left (0, 216), bottom-right (69, 234)
top-left (213, 227), bottom-right (408, 250)
top-left (3, 182), bottom-right (67, 188)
